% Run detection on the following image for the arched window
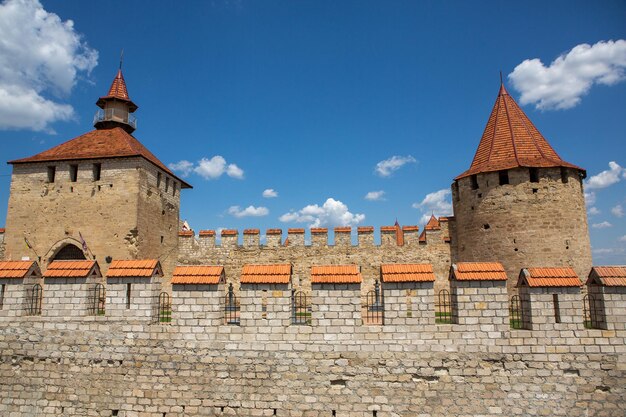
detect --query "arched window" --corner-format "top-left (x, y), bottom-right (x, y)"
top-left (52, 244), bottom-right (86, 261)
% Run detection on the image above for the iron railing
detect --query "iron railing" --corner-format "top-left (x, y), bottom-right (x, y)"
top-left (435, 289), bottom-right (453, 324)
top-left (93, 109), bottom-right (137, 129)
top-left (88, 283), bottom-right (106, 316)
top-left (363, 280), bottom-right (384, 325)
top-left (224, 283), bottom-right (240, 325)
top-left (509, 295), bottom-right (526, 329)
top-left (292, 290), bottom-right (311, 325)
top-left (26, 284), bottom-right (42, 316)
top-left (158, 292), bottom-right (172, 323)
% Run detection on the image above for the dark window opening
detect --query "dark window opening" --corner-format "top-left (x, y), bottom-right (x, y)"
top-left (93, 163), bottom-right (101, 181)
top-left (47, 166), bottom-right (56, 183)
top-left (160, 236), bottom-right (164, 244)
top-left (553, 294), bottom-right (561, 323)
top-left (165, 177), bottom-right (170, 193)
top-left (470, 175), bottom-right (479, 190)
top-left (477, 193), bottom-right (482, 198)
top-left (483, 224), bottom-right (490, 230)
top-left (126, 283), bottom-right (131, 309)
top-left (532, 188), bottom-right (538, 194)
top-left (0, 284), bottom-right (5, 310)
top-left (529, 168), bottom-right (539, 183)
top-left (560, 167), bottom-right (569, 183)
top-left (69, 164), bottom-right (78, 182)
top-left (52, 244), bottom-right (86, 261)
top-left (157, 172), bottom-right (162, 188)
top-left (498, 170), bottom-right (509, 185)
top-left (172, 181), bottom-right (177, 196)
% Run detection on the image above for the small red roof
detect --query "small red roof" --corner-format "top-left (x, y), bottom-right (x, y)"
top-left (266, 229), bottom-right (282, 235)
top-left (96, 69), bottom-right (138, 111)
top-left (107, 259), bottom-right (161, 278)
top-left (334, 227), bottom-right (351, 233)
top-left (241, 264), bottom-right (292, 284)
top-left (44, 260), bottom-right (99, 278)
top-left (452, 262), bottom-right (507, 281)
top-left (288, 228), bottom-right (305, 234)
top-left (178, 230), bottom-right (194, 237)
top-left (311, 265), bottom-right (361, 284)
top-left (0, 261), bottom-right (38, 279)
top-left (8, 127), bottom-right (191, 188)
top-left (357, 226), bottom-right (373, 233)
top-left (587, 266), bottom-right (626, 287)
top-left (424, 215), bottom-right (441, 231)
top-left (0, 228), bottom-right (5, 233)
top-left (171, 265), bottom-right (224, 285)
top-left (199, 230), bottom-right (215, 237)
top-left (221, 229), bottom-right (237, 236)
top-left (456, 84), bottom-right (583, 179)
top-left (518, 267), bottom-right (580, 287)
top-left (243, 229), bottom-right (259, 235)
top-left (381, 264), bottom-right (435, 282)
top-left (311, 227), bottom-right (328, 234)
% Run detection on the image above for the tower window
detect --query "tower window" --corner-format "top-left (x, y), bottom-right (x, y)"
top-left (553, 294), bottom-right (561, 323)
top-left (93, 163), bottom-right (101, 181)
top-left (47, 166), bottom-right (56, 183)
top-left (498, 170), bottom-right (509, 185)
top-left (470, 175), bottom-right (479, 190)
top-left (560, 167), bottom-right (569, 183)
top-left (529, 168), bottom-right (539, 183)
top-left (69, 164), bottom-right (78, 182)
top-left (157, 172), bottom-right (162, 188)
top-left (165, 177), bottom-right (170, 193)
top-left (172, 181), bottom-right (177, 196)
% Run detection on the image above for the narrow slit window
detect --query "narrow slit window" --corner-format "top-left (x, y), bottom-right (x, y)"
top-left (553, 294), bottom-right (561, 323)
top-left (157, 172), bottom-right (162, 188)
top-left (172, 181), bottom-right (177, 197)
top-left (47, 166), bottom-right (56, 183)
top-left (69, 164), bottom-right (78, 182)
top-left (0, 284), bottom-right (5, 310)
top-left (165, 177), bottom-right (170, 193)
top-left (560, 167), bottom-right (569, 183)
top-left (529, 168), bottom-right (539, 183)
top-left (470, 174), bottom-right (479, 190)
top-left (93, 163), bottom-right (101, 181)
top-left (126, 283), bottom-right (131, 309)
top-left (498, 170), bottom-right (509, 185)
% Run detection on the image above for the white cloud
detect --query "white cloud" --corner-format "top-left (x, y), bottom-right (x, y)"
top-left (588, 206), bottom-right (600, 216)
top-left (279, 198), bottom-right (365, 228)
top-left (619, 235), bottom-right (626, 242)
top-left (168, 160), bottom-right (194, 177)
top-left (375, 155), bottom-right (416, 177)
top-left (509, 40), bottom-right (626, 110)
top-left (413, 189), bottom-right (453, 227)
top-left (187, 155), bottom-right (245, 180)
top-left (612, 204), bottom-right (624, 218)
top-left (227, 205), bottom-right (269, 218)
top-left (585, 161), bottom-right (625, 190)
top-left (262, 188), bottom-right (278, 198)
top-left (364, 190), bottom-right (385, 201)
top-left (0, 0), bottom-right (98, 132)
top-left (584, 191), bottom-right (596, 206)
top-left (592, 221), bottom-right (612, 229)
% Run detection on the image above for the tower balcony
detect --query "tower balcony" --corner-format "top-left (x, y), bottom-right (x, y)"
top-left (93, 108), bottom-right (137, 133)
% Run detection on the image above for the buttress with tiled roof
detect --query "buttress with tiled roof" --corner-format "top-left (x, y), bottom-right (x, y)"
top-left (456, 84), bottom-right (584, 179)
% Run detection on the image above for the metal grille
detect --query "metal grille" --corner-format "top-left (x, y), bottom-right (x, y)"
top-left (88, 283), bottom-right (106, 316)
top-left (292, 290), bottom-right (311, 325)
top-left (363, 280), bottom-right (384, 325)
top-left (583, 294), bottom-right (602, 329)
top-left (224, 283), bottom-right (240, 325)
top-left (435, 289), bottom-right (453, 324)
top-left (509, 295), bottom-right (525, 329)
top-left (52, 244), bottom-right (86, 261)
top-left (158, 292), bottom-right (172, 323)
top-left (26, 284), bottom-right (42, 316)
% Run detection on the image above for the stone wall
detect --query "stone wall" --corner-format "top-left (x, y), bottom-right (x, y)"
top-left (42, 276), bottom-right (103, 318)
top-left (452, 167), bottom-right (593, 291)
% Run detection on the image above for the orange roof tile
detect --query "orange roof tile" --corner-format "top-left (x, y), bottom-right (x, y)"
top-left (424, 215), bottom-right (441, 230)
top-left (381, 264), bottom-right (435, 282)
top-left (452, 262), bottom-right (507, 281)
top-left (171, 265), bottom-right (224, 285)
top-left (0, 228), bottom-right (5, 233)
top-left (44, 260), bottom-right (99, 278)
top-left (199, 230), bottom-right (215, 237)
top-left (334, 227), bottom-right (351, 233)
top-left (519, 267), bottom-right (581, 287)
top-left (311, 265), bottom-right (361, 284)
top-left (357, 226), bottom-right (374, 233)
top-left (402, 226), bottom-right (419, 232)
top-left (380, 226), bottom-right (396, 232)
top-left (9, 127), bottom-right (191, 188)
top-left (418, 230), bottom-right (427, 243)
top-left (266, 229), bottom-right (282, 235)
top-left (221, 229), bottom-right (237, 236)
top-left (311, 227), bottom-right (328, 234)
top-left (439, 217), bottom-right (451, 222)
top-left (588, 266), bottom-right (626, 286)
top-left (456, 84), bottom-right (583, 179)
top-left (96, 69), bottom-right (138, 111)
top-left (107, 259), bottom-right (161, 278)
top-left (241, 264), bottom-right (292, 284)
top-left (178, 230), bottom-right (194, 237)
top-left (243, 229), bottom-right (259, 234)
top-left (288, 228), bottom-right (305, 234)
top-left (0, 261), bottom-right (37, 279)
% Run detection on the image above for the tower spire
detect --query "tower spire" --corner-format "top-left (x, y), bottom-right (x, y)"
top-left (93, 60), bottom-right (138, 134)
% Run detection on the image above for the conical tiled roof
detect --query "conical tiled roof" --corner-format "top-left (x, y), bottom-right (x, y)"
top-left (96, 69), bottom-right (138, 111)
top-left (9, 127), bottom-right (191, 188)
top-left (456, 84), bottom-right (583, 179)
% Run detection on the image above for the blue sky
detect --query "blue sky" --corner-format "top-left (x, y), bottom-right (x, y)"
top-left (0, 0), bottom-right (625, 263)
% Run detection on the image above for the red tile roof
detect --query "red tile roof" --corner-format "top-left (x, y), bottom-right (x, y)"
top-left (456, 84), bottom-right (583, 179)
top-left (357, 226), bottom-right (373, 233)
top-left (178, 230), bottom-right (194, 237)
top-left (381, 264), bottom-right (435, 282)
top-left (418, 230), bottom-right (427, 243)
top-left (9, 127), bottom-right (191, 188)
top-left (588, 266), bottom-right (626, 286)
top-left (452, 262), bottom-right (507, 281)
top-left (311, 228), bottom-right (328, 234)
top-left (0, 228), bottom-right (5, 233)
top-left (519, 267), bottom-right (581, 287)
top-left (334, 227), bottom-right (351, 233)
top-left (402, 226), bottom-right (419, 232)
top-left (311, 265), bottom-right (361, 284)
top-left (107, 260), bottom-right (161, 278)
top-left (44, 260), bottom-right (99, 278)
top-left (221, 229), bottom-right (237, 236)
top-left (380, 226), bottom-right (396, 232)
top-left (96, 69), bottom-right (138, 111)
top-left (199, 230), bottom-right (215, 237)
top-left (241, 264), bottom-right (292, 284)
top-left (266, 229), bottom-right (282, 235)
top-left (288, 228), bottom-right (305, 234)
top-left (424, 215), bottom-right (441, 230)
top-left (243, 229), bottom-right (259, 235)
top-left (171, 265), bottom-right (224, 285)
top-left (0, 261), bottom-right (38, 279)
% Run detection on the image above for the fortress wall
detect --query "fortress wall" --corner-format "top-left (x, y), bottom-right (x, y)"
top-left (0, 312), bottom-right (624, 417)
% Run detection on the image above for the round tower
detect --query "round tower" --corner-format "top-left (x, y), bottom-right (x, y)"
top-left (451, 83), bottom-right (592, 290)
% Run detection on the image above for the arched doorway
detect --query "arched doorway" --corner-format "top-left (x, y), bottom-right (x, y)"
top-left (52, 244), bottom-right (86, 261)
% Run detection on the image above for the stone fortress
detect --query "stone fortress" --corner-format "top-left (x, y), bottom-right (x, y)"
top-left (0, 68), bottom-right (624, 417)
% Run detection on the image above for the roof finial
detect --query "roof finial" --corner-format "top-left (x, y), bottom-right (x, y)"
top-left (499, 70), bottom-right (503, 85)
top-left (119, 49), bottom-right (124, 70)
